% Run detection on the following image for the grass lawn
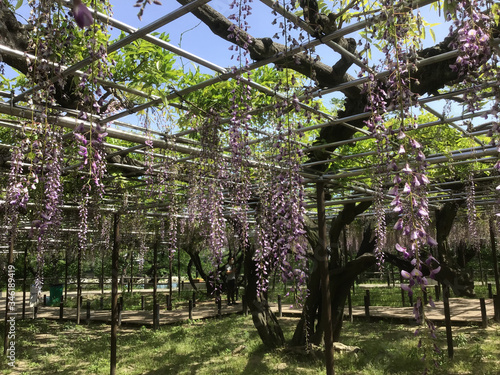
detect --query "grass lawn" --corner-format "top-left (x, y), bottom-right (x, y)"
top-left (1, 314), bottom-right (499, 374)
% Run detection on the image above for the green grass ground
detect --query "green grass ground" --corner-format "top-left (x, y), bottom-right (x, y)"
top-left (0, 315), bottom-right (499, 375)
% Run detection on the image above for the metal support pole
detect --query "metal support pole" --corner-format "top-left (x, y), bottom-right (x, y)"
top-left (110, 213), bottom-right (120, 375)
top-left (489, 218), bottom-right (500, 321)
top-left (77, 232), bottom-right (82, 325)
top-left (316, 181), bottom-right (335, 375)
top-left (153, 238), bottom-right (159, 329)
top-left (443, 286), bottom-right (453, 359)
top-left (65, 243), bottom-right (69, 302)
top-left (169, 251), bottom-right (173, 307)
top-left (129, 252), bottom-right (134, 294)
top-left (3, 232), bottom-right (15, 355)
top-left (178, 247), bottom-right (181, 298)
top-left (22, 243), bottom-right (28, 320)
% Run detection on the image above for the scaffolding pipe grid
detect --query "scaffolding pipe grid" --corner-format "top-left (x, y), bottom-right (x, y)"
top-left (0, 0), bottom-right (498, 225)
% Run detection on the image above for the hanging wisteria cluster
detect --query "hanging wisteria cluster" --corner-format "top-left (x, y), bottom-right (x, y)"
top-left (447, 0), bottom-right (500, 220)
top-left (187, 109), bottom-right (228, 292)
top-left (2, 0), bottom-right (114, 286)
top-left (448, 0), bottom-right (493, 113)
top-left (227, 0), bottom-right (254, 262)
top-left (361, 0), bottom-right (445, 366)
top-left (252, 2), bottom-right (308, 300)
top-left (7, 0), bottom-right (74, 285)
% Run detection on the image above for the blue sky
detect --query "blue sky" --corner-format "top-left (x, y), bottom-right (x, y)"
top-left (7, 0), bottom-right (469, 125)
top-left (10, 1), bottom-right (452, 80)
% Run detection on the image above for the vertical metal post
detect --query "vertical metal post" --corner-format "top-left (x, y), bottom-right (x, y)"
top-left (169, 250), bottom-right (173, 307)
top-left (101, 244), bottom-right (105, 296)
top-left (347, 287), bottom-right (353, 323)
top-left (76, 232), bottom-right (82, 325)
top-left (489, 217), bottom-right (500, 321)
top-left (443, 286), bottom-right (453, 359)
top-left (22, 242), bottom-right (28, 320)
top-left (316, 181), bottom-right (335, 375)
top-left (3, 231), bottom-right (15, 355)
top-left (129, 252), bottom-right (134, 294)
top-left (400, 273), bottom-right (406, 306)
top-left (478, 247), bottom-right (485, 285)
top-left (153, 238), bottom-right (159, 329)
top-left (178, 247), bottom-right (181, 297)
top-left (65, 242), bottom-right (69, 302)
top-left (110, 213), bottom-right (120, 375)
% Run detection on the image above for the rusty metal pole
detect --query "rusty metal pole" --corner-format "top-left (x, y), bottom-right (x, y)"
top-left (317, 181), bottom-right (335, 375)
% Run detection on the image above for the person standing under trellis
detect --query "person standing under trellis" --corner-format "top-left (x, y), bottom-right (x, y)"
top-left (225, 257), bottom-right (236, 306)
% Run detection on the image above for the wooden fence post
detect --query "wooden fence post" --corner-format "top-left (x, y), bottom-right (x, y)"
top-left (364, 294), bottom-right (370, 321)
top-left (86, 301), bottom-right (91, 323)
top-left (480, 298), bottom-right (488, 328)
top-left (59, 302), bottom-right (64, 321)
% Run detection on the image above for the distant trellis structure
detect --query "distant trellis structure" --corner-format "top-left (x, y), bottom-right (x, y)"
top-left (1, 0), bottom-right (500, 374)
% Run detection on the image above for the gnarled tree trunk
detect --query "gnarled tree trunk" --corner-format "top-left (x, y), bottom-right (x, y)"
top-left (244, 245), bottom-right (285, 348)
top-left (291, 201), bottom-right (373, 346)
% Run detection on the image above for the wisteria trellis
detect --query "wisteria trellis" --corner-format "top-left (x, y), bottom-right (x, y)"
top-left (1, 0), bottom-right (500, 372)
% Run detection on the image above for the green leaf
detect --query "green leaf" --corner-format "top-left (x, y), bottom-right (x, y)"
top-left (15, 0), bottom-right (23, 10)
top-left (493, 3), bottom-right (500, 26)
top-left (429, 28), bottom-right (436, 42)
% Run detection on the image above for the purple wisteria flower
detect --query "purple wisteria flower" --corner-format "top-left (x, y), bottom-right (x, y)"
top-left (73, 0), bottom-right (93, 28)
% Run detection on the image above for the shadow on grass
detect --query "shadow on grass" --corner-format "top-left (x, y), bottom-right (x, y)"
top-left (2, 315), bottom-right (498, 375)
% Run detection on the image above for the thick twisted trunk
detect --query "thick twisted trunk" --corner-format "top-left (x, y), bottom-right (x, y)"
top-left (291, 202), bottom-right (373, 346)
top-left (244, 247), bottom-right (285, 348)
